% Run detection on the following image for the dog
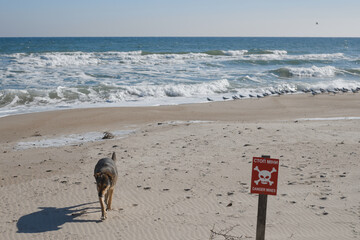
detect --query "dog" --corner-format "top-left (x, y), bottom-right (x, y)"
top-left (94, 152), bottom-right (118, 220)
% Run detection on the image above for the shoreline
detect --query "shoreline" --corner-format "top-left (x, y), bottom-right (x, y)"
top-left (1, 93), bottom-right (359, 143)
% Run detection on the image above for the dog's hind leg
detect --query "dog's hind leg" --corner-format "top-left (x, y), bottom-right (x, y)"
top-left (107, 187), bottom-right (114, 210)
top-left (99, 196), bottom-right (107, 220)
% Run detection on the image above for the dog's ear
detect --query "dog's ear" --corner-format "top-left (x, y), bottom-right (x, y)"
top-left (112, 152), bottom-right (116, 162)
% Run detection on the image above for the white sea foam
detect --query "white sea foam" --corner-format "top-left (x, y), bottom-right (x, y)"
top-left (0, 79), bottom-right (233, 116)
top-left (242, 75), bottom-right (263, 83)
top-left (16, 130), bottom-right (134, 150)
top-left (297, 117), bottom-right (360, 121)
top-left (163, 120), bottom-right (214, 125)
top-left (124, 79), bottom-right (230, 98)
top-left (5, 51), bottom-right (347, 71)
top-left (13, 52), bottom-right (101, 67)
top-left (288, 66), bottom-right (338, 77)
top-left (223, 50), bottom-right (248, 56)
top-left (295, 53), bottom-right (345, 60)
top-left (301, 79), bottom-right (360, 90)
top-left (272, 50), bottom-right (288, 55)
top-left (1, 48), bottom-right (359, 117)
top-left (242, 52), bottom-right (345, 61)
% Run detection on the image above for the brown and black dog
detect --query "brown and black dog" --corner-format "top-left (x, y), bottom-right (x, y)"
top-left (94, 152), bottom-right (118, 220)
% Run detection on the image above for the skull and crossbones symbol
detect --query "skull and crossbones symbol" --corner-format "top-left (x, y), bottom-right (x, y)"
top-left (254, 166), bottom-right (277, 186)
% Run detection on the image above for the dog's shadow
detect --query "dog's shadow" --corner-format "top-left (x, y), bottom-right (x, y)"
top-left (17, 202), bottom-right (101, 233)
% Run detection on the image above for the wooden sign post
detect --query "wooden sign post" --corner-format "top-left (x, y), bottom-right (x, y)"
top-left (256, 194), bottom-right (268, 240)
top-left (251, 155), bottom-right (279, 240)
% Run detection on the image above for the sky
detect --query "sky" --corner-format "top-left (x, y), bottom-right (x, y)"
top-left (1, 0), bottom-right (360, 37)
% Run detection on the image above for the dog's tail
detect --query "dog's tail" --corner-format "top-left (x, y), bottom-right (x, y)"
top-left (111, 152), bottom-right (116, 162)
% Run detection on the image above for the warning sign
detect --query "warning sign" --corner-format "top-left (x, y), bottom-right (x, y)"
top-left (251, 157), bottom-right (279, 195)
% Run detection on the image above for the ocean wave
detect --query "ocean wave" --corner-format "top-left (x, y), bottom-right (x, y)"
top-left (1, 78), bottom-right (359, 117)
top-left (343, 68), bottom-right (360, 76)
top-left (131, 49), bottom-right (286, 57)
top-left (11, 52), bottom-right (101, 67)
top-left (241, 75), bottom-right (263, 83)
top-left (2, 51), bottom-right (348, 70)
top-left (245, 49), bottom-right (288, 55)
top-left (126, 79), bottom-right (230, 98)
top-left (245, 53), bottom-right (344, 62)
top-left (237, 79), bottom-right (360, 95)
top-left (227, 58), bottom-right (333, 66)
top-left (218, 49), bottom-right (288, 56)
top-left (0, 79), bottom-right (231, 108)
top-left (3, 77), bottom-right (358, 109)
top-left (270, 66), bottom-right (339, 78)
top-left (222, 50), bottom-right (248, 56)
top-left (301, 79), bottom-right (360, 90)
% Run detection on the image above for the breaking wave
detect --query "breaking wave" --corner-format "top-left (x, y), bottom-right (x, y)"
top-left (270, 66), bottom-right (340, 78)
top-left (0, 79), bottom-right (231, 108)
top-left (2, 51), bottom-right (348, 70)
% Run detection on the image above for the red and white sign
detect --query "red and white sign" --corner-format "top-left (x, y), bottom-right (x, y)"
top-left (251, 157), bottom-right (279, 195)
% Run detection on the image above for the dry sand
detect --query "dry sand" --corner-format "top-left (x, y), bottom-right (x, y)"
top-left (0, 94), bottom-right (359, 239)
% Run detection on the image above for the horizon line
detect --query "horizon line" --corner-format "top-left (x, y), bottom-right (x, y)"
top-left (1, 35), bottom-right (360, 38)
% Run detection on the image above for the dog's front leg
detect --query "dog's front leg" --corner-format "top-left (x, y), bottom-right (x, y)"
top-left (99, 196), bottom-right (107, 220)
top-left (105, 190), bottom-right (109, 206)
top-left (107, 187), bottom-right (114, 210)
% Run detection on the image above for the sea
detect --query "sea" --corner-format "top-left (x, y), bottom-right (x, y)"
top-left (1, 37), bottom-right (360, 117)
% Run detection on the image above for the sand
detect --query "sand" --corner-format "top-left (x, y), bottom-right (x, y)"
top-left (0, 93), bottom-right (359, 240)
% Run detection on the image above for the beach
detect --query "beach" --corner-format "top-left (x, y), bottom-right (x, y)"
top-left (0, 93), bottom-right (360, 239)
